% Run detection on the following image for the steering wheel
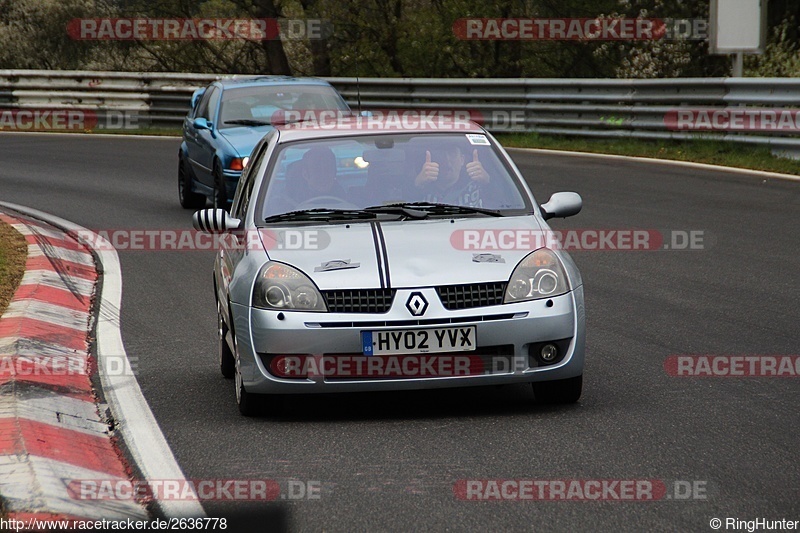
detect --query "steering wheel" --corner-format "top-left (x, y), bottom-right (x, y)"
top-left (296, 196), bottom-right (360, 210)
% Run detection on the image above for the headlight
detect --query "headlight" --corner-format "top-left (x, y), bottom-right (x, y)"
top-left (504, 248), bottom-right (569, 303)
top-left (252, 262), bottom-right (327, 312)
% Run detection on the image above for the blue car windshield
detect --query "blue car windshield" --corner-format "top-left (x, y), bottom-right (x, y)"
top-left (258, 133), bottom-right (531, 221)
top-left (219, 85), bottom-right (349, 129)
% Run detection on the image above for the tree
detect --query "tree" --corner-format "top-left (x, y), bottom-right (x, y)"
top-left (0, 0), bottom-right (114, 70)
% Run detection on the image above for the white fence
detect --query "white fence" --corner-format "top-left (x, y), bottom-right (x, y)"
top-left (2, 70), bottom-right (799, 155)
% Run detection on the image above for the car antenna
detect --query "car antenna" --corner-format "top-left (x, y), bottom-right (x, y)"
top-left (356, 47), bottom-right (362, 114)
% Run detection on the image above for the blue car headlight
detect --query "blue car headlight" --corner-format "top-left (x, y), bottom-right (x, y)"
top-left (504, 248), bottom-right (570, 303)
top-left (252, 262), bottom-right (327, 312)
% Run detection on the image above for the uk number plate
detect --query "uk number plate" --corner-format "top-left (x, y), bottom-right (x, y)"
top-left (362, 326), bottom-right (477, 356)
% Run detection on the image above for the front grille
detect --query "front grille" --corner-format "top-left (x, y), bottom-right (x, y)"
top-left (322, 289), bottom-right (396, 313)
top-left (436, 282), bottom-right (506, 310)
top-left (309, 313), bottom-right (516, 329)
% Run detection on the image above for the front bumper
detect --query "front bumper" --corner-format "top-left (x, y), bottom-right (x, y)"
top-left (221, 169), bottom-right (242, 198)
top-left (232, 285), bottom-right (585, 394)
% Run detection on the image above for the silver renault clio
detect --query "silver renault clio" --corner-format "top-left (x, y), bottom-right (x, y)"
top-left (193, 117), bottom-right (585, 415)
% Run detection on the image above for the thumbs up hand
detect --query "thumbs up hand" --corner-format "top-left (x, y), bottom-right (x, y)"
top-left (415, 150), bottom-right (440, 187)
top-left (466, 149), bottom-right (489, 183)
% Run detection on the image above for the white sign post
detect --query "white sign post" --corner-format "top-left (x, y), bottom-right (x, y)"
top-left (709, 0), bottom-right (767, 76)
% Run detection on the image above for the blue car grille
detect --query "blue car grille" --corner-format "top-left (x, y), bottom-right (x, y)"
top-left (322, 289), bottom-right (396, 313)
top-left (436, 282), bottom-right (507, 310)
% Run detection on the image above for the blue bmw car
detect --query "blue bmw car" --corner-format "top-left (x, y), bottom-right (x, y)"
top-left (178, 76), bottom-right (351, 209)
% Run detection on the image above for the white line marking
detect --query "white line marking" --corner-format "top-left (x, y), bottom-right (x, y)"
top-left (26, 245), bottom-right (95, 267)
top-left (507, 147), bottom-right (800, 183)
top-left (0, 455), bottom-right (148, 521)
top-left (0, 131), bottom-right (180, 140)
top-left (0, 394), bottom-right (105, 436)
top-left (19, 270), bottom-right (94, 297)
top-left (10, 223), bottom-right (66, 240)
top-left (3, 300), bottom-right (89, 331)
top-left (0, 337), bottom-right (79, 358)
top-left (0, 202), bottom-right (206, 519)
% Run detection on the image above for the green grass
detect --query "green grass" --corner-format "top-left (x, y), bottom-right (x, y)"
top-left (88, 127), bottom-right (182, 136)
top-left (15, 127), bottom-right (800, 176)
top-left (0, 219), bottom-right (27, 318)
top-left (497, 133), bottom-right (800, 176)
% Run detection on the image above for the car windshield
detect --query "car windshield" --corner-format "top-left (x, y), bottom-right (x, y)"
top-left (257, 133), bottom-right (531, 223)
top-left (219, 85), bottom-right (349, 129)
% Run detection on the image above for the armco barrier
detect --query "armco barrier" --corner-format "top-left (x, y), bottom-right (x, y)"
top-left (1, 70), bottom-right (800, 155)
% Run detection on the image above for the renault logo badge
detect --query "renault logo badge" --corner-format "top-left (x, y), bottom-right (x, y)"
top-left (405, 292), bottom-right (428, 316)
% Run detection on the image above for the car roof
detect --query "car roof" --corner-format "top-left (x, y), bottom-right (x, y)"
top-left (215, 76), bottom-right (333, 90)
top-left (274, 117), bottom-right (487, 142)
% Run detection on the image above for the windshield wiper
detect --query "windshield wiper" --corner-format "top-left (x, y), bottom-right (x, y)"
top-left (362, 205), bottom-right (430, 219)
top-left (376, 202), bottom-right (504, 217)
top-left (264, 208), bottom-right (378, 224)
top-left (224, 119), bottom-right (271, 126)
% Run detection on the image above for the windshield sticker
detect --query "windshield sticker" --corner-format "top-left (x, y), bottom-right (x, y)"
top-left (466, 134), bottom-right (490, 145)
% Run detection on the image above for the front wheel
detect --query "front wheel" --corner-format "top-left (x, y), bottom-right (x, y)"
top-left (532, 375), bottom-right (582, 404)
top-left (218, 301), bottom-right (235, 379)
top-left (234, 346), bottom-right (267, 416)
top-left (178, 155), bottom-right (205, 209)
top-left (213, 162), bottom-right (228, 210)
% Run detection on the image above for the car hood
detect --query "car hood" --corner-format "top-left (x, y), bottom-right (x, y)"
top-left (218, 126), bottom-right (273, 157)
top-left (261, 216), bottom-right (546, 289)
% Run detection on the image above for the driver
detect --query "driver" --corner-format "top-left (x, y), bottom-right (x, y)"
top-left (413, 144), bottom-right (492, 207)
top-left (290, 146), bottom-right (348, 203)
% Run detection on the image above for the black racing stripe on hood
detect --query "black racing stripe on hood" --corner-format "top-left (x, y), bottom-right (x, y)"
top-left (370, 221), bottom-right (386, 288)
top-left (374, 222), bottom-right (391, 289)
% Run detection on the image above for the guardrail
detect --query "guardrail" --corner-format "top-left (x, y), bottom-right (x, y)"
top-left (2, 70), bottom-right (799, 155)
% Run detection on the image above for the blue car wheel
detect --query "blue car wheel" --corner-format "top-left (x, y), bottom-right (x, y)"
top-left (178, 153), bottom-right (205, 209)
top-left (212, 160), bottom-right (229, 210)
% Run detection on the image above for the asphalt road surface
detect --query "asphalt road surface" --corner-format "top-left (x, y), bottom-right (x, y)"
top-left (1, 133), bottom-right (798, 532)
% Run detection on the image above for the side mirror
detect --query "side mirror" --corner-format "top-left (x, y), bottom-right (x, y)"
top-left (190, 88), bottom-right (205, 110)
top-left (540, 192), bottom-right (582, 220)
top-left (359, 110), bottom-right (373, 118)
top-left (193, 117), bottom-right (212, 131)
top-left (193, 209), bottom-right (241, 233)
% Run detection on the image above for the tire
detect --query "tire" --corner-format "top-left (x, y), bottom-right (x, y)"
top-left (178, 155), bottom-right (206, 209)
top-left (234, 346), bottom-right (264, 416)
top-left (532, 375), bottom-right (583, 404)
top-left (218, 300), bottom-right (235, 379)
top-left (212, 161), bottom-right (228, 210)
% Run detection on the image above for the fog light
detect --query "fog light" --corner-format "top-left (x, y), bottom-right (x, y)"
top-left (540, 344), bottom-right (558, 362)
top-left (269, 355), bottom-right (307, 378)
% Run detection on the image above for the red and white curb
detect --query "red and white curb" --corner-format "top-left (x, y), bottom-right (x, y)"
top-left (0, 204), bottom-right (204, 523)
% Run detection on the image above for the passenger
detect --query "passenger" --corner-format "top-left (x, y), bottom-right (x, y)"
top-left (413, 145), bottom-right (492, 207)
